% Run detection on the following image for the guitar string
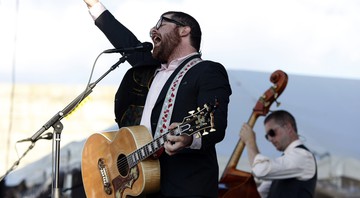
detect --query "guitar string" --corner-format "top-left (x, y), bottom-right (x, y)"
top-left (115, 108), bottom-right (209, 171)
top-left (116, 133), bottom-right (169, 170)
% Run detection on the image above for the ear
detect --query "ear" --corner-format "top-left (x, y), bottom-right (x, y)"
top-left (284, 123), bottom-right (296, 136)
top-left (283, 123), bottom-right (292, 133)
top-left (179, 26), bottom-right (191, 37)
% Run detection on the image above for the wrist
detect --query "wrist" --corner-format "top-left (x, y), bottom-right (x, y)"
top-left (85, 0), bottom-right (99, 8)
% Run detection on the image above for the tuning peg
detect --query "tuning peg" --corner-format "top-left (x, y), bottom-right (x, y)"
top-left (188, 110), bottom-right (195, 115)
top-left (275, 100), bottom-right (281, 107)
top-left (202, 131), bottom-right (209, 136)
top-left (195, 132), bottom-right (202, 138)
top-left (202, 128), bottom-right (215, 136)
top-left (204, 103), bottom-right (209, 110)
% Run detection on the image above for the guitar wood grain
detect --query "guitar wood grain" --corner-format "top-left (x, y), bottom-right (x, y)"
top-left (81, 126), bottom-right (160, 198)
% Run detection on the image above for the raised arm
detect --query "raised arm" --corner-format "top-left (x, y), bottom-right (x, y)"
top-left (84, 0), bottom-right (159, 67)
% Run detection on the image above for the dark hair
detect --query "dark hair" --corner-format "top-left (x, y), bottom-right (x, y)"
top-left (264, 110), bottom-right (298, 133)
top-left (162, 11), bottom-right (202, 52)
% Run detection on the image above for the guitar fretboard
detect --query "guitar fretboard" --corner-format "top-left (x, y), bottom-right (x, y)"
top-left (125, 104), bottom-right (213, 169)
top-left (127, 133), bottom-right (168, 168)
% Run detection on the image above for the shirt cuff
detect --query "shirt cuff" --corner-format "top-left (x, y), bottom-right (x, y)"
top-left (251, 154), bottom-right (271, 178)
top-left (189, 135), bottom-right (201, 149)
top-left (89, 2), bottom-right (107, 20)
top-left (253, 154), bottom-right (268, 164)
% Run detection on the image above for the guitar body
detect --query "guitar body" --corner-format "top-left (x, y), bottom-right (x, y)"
top-left (81, 104), bottom-right (215, 197)
top-left (81, 126), bottom-right (160, 198)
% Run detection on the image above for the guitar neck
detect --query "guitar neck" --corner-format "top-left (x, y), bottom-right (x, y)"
top-left (126, 104), bottom-right (214, 168)
top-left (126, 131), bottom-right (169, 168)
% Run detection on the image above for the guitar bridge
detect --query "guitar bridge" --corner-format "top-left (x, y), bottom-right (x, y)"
top-left (98, 158), bottom-right (112, 195)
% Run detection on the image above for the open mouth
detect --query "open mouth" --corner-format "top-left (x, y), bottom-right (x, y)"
top-left (152, 34), bottom-right (161, 47)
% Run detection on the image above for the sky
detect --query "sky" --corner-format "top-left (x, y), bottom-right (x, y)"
top-left (1, 0), bottom-right (360, 85)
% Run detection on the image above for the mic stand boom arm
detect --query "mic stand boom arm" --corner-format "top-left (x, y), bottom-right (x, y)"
top-left (30, 55), bottom-right (128, 141)
top-left (26, 54), bottom-right (128, 198)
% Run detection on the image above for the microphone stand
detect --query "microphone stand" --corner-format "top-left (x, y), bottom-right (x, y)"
top-left (26, 55), bottom-right (128, 198)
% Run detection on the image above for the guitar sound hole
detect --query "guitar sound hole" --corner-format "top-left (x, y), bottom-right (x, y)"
top-left (117, 154), bottom-right (129, 177)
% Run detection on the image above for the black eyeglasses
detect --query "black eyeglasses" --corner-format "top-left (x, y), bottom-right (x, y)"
top-left (155, 16), bottom-right (186, 30)
top-left (265, 129), bottom-right (276, 140)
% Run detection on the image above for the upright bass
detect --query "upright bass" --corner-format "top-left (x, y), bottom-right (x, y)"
top-left (218, 70), bottom-right (288, 198)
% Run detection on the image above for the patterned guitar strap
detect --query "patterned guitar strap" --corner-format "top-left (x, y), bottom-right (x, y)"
top-left (154, 56), bottom-right (203, 139)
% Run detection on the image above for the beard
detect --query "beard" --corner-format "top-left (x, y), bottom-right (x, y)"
top-left (152, 27), bottom-right (181, 64)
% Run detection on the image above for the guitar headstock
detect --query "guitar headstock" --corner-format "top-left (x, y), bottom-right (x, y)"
top-left (173, 101), bottom-right (218, 138)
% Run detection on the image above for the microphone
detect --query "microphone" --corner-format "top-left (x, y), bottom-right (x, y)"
top-left (103, 42), bottom-right (153, 54)
top-left (17, 132), bottom-right (54, 143)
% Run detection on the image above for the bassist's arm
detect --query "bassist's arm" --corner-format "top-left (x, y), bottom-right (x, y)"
top-left (240, 123), bottom-right (260, 166)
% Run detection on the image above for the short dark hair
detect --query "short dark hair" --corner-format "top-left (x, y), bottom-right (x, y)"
top-left (264, 110), bottom-right (298, 133)
top-left (162, 11), bottom-right (202, 52)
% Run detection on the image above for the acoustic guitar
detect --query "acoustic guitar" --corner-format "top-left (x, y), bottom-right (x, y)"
top-left (81, 103), bottom-right (217, 198)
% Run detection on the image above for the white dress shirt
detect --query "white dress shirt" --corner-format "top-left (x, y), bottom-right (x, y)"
top-left (252, 139), bottom-right (316, 197)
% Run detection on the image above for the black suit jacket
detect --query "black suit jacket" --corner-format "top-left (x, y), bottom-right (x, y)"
top-left (95, 10), bottom-right (232, 197)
